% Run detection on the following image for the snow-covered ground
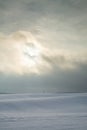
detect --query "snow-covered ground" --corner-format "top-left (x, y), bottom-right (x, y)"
top-left (0, 93), bottom-right (87, 130)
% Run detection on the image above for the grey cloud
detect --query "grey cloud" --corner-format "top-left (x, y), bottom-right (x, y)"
top-left (41, 51), bottom-right (87, 70)
top-left (0, 0), bottom-right (87, 34)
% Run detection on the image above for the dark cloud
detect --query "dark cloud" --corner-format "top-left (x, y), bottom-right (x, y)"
top-left (0, 64), bottom-right (87, 93)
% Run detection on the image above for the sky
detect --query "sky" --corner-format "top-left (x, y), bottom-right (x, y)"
top-left (0, 0), bottom-right (87, 93)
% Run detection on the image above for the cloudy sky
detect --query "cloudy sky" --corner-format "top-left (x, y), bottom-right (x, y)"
top-left (0, 0), bottom-right (87, 93)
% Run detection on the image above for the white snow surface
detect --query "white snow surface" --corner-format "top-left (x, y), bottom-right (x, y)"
top-left (0, 93), bottom-right (87, 130)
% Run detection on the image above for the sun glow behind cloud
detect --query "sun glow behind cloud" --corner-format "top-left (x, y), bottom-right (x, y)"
top-left (23, 41), bottom-right (41, 61)
top-left (0, 30), bottom-right (87, 75)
